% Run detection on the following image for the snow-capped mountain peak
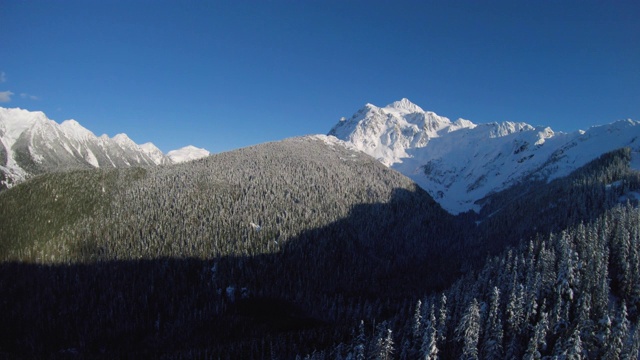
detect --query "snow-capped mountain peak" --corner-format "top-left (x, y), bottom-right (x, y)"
top-left (139, 142), bottom-right (162, 155)
top-left (0, 107), bottom-right (210, 188)
top-left (330, 99), bottom-right (640, 214)
top-left (450, 118), bottom-right (477, 132)
top-left (113, 133), bottom-right (135, 146)
top-left (328, 99), bottom-right (473, 166)
top-left (60, 119), bottom-right (95, 140)
top-left (167, 145), bottom-right (210, 163)
top-left (0, 108), bottom-right (43, 146)
top-left (486, 121), bottom-right (534, 138)
top-left (384, 98), bottom-right (424, 114)
top-left (140, 142), bottom-right (170, 165)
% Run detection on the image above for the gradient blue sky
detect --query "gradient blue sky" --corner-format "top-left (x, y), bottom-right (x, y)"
top-left (1, 1), bottom-right (639, 153)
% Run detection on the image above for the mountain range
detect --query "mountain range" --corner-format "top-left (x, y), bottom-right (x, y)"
top-left (0, 107), bottom-right (210, 189)
top-left (2, 100), bottom-right (640, 358)
top-left (329, 98), bottom-right (640, 213)
top-left (4, 100), bottom-right (639, 215)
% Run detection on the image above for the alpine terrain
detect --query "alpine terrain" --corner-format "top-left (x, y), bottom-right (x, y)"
top-left (330, 98), bottom-right (640, 214)
top-left (0, 107), bottom-right (210, 190)
top-left (1, 102), bottom-right (640, 359)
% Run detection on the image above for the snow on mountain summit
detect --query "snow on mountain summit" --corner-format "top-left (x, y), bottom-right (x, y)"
top-left (329, 99), bottom-right (473, 166)
top-left (330, 99), bottom-right (640, 214)
top-left (386, 98), bottom-right (425, 114)
top-left (60, 119), bottom-right (96, 140)
top-left (167, 145), bottom-right (210, 163)
top-left (113, 133), bottom-right (136, 146)
top-left (140, 142), bottom-right (170, 165)
top-left (0, 107), bottom-right (208, 188)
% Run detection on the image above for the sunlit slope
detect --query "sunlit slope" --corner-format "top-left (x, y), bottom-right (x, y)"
top-left (0, 135), bottom-right (463, 357)
top-left (0, 167), bottom-right (138, 260)
top-left (0, 135), bottom-right (452, 264)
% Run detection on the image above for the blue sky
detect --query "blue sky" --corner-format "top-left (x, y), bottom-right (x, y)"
top-left (1, 1), bottom-right (639, 153)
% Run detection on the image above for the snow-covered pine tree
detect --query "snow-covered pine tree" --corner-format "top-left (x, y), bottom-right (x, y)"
top-left (523, 308), bottom-right (549, 360)
top-left (455, 298), bottom-right (481, 360)
top-left (421, 305), bottom-right (439, 360)
top-left (481, 287), bottom-right (503, 359)
top-left (505, 284), bottom-right (525, 358)
top-left (603, 301), bottom-right (630, 359)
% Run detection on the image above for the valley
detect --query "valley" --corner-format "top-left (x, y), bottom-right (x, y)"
top-left (1, 104), bottom-right (640, 358)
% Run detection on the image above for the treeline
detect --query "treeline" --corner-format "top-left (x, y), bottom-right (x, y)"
top-left (463, 147), bottom-right (640, 269)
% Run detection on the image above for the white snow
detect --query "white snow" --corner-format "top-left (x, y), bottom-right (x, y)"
top-left (330, 99), bottom-right (640, 214)
top-left (113, 133), bottom-right (133, 146)
top-left (307, 134), bottom-right (359, 151)
top-left (0, 108), bottom-right (43, 149)
top-left (0, 108), bottom-right (47, 183)
top-left (606, 180), bottom-right (624, 190)
top-left (140, 142), bottom-right (167, 165)
top-left (63, 143), bottom-right (74, 155)
top-left (328, 98), bottom-right (469, 167)
top-left (384, 98), bottom-right (425, 115)
top-left (167, 145), bottom-right (210, 163)
top-left (0, 107), bottom-right (206, 187)
top-left (250, 222), bottom-right (262, 231)
top-left (84, 149), bottom-right (99, 167)
top-left (60, 119), bottom-right (96, 140)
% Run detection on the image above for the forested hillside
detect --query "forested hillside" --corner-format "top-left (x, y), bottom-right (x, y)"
top-left (0, 136), bottom-right (462, 358)
top-left (1, 137), bottom-right (639, 358)
top-left (462, 148), bottom-right (640, 267)
top-left (330, 203), bottom-right (640, 359)
top-left (318, 148), bottom-right (640, 359)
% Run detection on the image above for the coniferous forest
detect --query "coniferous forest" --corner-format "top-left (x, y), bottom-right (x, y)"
top-left (1, 137), bottom-right (640, 359)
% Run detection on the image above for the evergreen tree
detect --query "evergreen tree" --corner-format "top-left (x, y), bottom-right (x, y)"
top-left (456, 298), bottom-right (481, 360)
top-left (372, 324), bottom-right (394, 360)
top-left (380, 329), bottom-right (394, 360)
top-left (556, 231), bottom-right (579, 302)
top-left (573, 293), bottom-right (596, 354)
top-left (354, 320), bottom-right (367, 360)
top-left (604, 302), bottom-right (630, 359)
top-left (596, 314), bottom-right (612, 353)
top-left (505, 284), bottom-right (525, 358)
top-left (523, 309), bottom-right (549, 360)
top-left (481, 287), bottom-right (503, 360)
top-left (413, 299), bottom-right (423, 340)
top-left (622, 320), bottom-right (640, 360)
top-left (437, 294), bottom-right (448, 345)
top-left (561, 326), bottom-right (584, 360)
top-left (421, 305), bottom-right (439, 360)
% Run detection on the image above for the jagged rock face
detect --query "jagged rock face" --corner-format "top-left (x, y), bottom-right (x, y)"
top-left (330, 99), bottom-right (640, 214)
top-left (0, 107), bottom-right (208, 189)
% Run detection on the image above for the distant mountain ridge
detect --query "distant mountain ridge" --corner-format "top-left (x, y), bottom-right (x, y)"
top-left (0, 107), bottom-right (209, 189)
top-left (330, 98), bottom-right (640, 213)
top-left (167, 145), bottom-right (211, 163)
